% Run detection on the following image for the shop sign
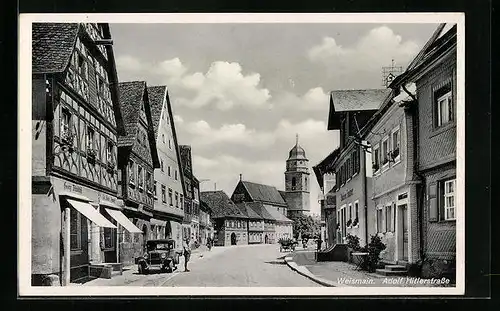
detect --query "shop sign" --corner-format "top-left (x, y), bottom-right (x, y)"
top-left (340, 188), bottom-right (353, 201)
top-left (98, 192), bottom-right (117, 204)
top-left (63, 182), bottom-right (83, 194)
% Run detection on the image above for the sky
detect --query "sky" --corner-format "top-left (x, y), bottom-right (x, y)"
top-left (109, 22), bottom-right (438, 216)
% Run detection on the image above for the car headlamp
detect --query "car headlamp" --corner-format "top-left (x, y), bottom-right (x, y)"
top-left (161, 253), bottom-right (167, 259)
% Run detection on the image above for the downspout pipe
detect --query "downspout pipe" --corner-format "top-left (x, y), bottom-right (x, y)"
top-left (362, 146), bottom-right (369, 246)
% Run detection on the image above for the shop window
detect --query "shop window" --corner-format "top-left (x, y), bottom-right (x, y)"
top-left (435, 84), bottom-right (453, 127)
top-left (70, 208), bottom-right (82, 251)
top-left (103, 226), bottom-right (115, 249)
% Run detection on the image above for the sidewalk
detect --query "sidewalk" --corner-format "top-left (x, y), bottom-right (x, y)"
top-left (73, 245), bottom-right (228, 287)
top-left (284, 250), bottom-right (455, 288)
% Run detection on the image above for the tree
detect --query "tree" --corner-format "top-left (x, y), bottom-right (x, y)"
top-left (289, 213), bottom-right (321, 239)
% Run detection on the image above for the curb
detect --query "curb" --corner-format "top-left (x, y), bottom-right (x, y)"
top-left (284, 256), bottom-right (353, 288)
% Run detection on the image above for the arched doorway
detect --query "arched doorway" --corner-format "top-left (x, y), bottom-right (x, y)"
top-left (231, 232), bottom-right (237, 245)
top-left (264, 234), bottom-right (269, 244)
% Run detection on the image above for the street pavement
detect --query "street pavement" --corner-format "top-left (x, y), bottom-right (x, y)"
top-left (161, 243), bottom-right (320, 287)
top-left (79, 243), bottom-right (320, 287)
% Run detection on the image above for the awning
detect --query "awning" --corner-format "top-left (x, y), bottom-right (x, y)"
top-left (67, 199), bottom-right (116, 228)
top-left (104, 208), bottom-right (143, 233)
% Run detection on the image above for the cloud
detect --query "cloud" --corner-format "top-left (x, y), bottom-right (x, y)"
top-left (192, 154), bottom-right (284, 194)
top-left (274, 87), bottom-right (330, 111)
top-left (307, 26), bottom-right (420, 89)
top-left (173, 115), bottom-right (184, 124)
top-left (116, 56), bottom-right (272, 111)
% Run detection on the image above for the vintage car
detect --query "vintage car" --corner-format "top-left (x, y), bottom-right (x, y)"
top-left (135, 239), bottom-right (181, 274)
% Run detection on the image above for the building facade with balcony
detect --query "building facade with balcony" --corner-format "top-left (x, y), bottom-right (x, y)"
top-left (389, 24), bottom-right (457, 279)
top-left (148, 85), bottom-right (185, 249)
top-left (31, 23), bottom-right (143, 286)
top-left (201, 191), bottom-right (249, 246)
top-left (116, 81), bottom-right (160, 265)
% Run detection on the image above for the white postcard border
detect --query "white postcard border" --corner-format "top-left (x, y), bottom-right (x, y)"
top-left (18, 12), bottom-right (466, 296)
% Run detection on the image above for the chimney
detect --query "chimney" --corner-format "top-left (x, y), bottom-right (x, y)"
top-left (239, 174), bottom-right (242, 181)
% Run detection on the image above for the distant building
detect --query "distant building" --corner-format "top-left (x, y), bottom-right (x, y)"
top-left (284, 135), bottom-right (311, 217)
top-left (179, 145), bottom-right (194, 241)
top-left (231, 177), bottom-right (293, 239)
top-left (201, 191), bottom-right (248, 246)
top-left (199, 200), bottom-right (213, 243)
top-left (148, 85), bottom-right (185, 248)
top-left (236, 202), bottom-right (265, 244)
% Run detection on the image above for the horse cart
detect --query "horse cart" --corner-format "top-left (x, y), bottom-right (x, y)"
top-left (278, 238), bottom-right (297, 252)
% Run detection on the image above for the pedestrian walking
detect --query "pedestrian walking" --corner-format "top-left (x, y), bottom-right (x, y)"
top-left (182, 237), bottom-right (191, 272)
top-left (207, 237), bottom-right (212, 251)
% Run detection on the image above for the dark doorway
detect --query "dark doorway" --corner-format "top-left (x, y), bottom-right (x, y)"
top-left (399, 204), bottom-right (409, 261)
top-left (69, 208), bottom-right (89, 283)
top-left (231, 232), bottom-right (237, 245)
top-left (264, 234), bottom-right (269, 244)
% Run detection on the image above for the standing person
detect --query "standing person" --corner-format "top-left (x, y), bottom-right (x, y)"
top-left (182, 238), bottom-right (191, 272)
top-left (316, 237), bottom-right (323, 251)
top-left (207, 236), bottom-right (212, 251)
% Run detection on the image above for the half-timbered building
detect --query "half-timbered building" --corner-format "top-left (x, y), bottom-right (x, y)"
top-left (31, 23), bottom-right (140, 286)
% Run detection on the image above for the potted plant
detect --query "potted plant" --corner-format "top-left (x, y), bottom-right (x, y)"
top-left (61, 130), bottom-right (75, 146)
top-left (352, 217), bottom-right (359, 227)
top-left (346, 218), bottom-right (352, 228)
top-left (86, 146), bottom-right (97, 163)
top-left (391, 148), bottom-right (400, 160)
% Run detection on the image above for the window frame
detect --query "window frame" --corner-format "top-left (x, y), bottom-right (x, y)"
top-left (161, 185), bottom-right (166, 203)
top-left (372, 143), bottom-right (380, 174)
top-left (128, 160), bottom-right (135, 185)
top-left (354, 200), bottom-right (359, 222)
top-left (70, 207), bottom-right (82, 252)
top-left (391, 126), bottom-right (401, 164)
top-left (168, 188), bottom-right (173, 206)
top-left (443, 179), bottom-right (456, 221)
top-left (376, 206), bottom-right (384, 233)
top-left (436, 89), bottom-right (453, 127)
top-left (381, 136), bottom-right (390, 169)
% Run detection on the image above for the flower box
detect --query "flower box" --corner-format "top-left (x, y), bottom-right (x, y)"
top-left (86, 147), bottom-right (97, 163)
top-left (61, 130), bottom-right (75, 146)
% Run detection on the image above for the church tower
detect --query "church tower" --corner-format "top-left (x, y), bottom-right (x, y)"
top-left (284, 134), bottom-right (310, 217)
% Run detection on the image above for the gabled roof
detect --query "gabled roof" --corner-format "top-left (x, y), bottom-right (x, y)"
top-left (312, 147), bottom-right (341, 189)
top-left (278, 190), bottom-right (287, 201)
top-left (117, 81), bottom-right (160, 168)
top-left (200, 191), bottom-right (248, 219)
top-left (235, 202), bottom-right (264, 220)
top-left (330, 89), bottom-right (391, 112)
top-left (262, 205), bottom-right (293, 223)
top-left (239, 181), bottom-right (287, 206)
top-left (147, 85), bottom-right (167, 138)
top-left (147, 86), bottom-right (186, 194)
top-left (390, 23), bottom-right (457, 89)
top-left (32, 23), bottom-right (80, 74)
top-left (327, 89), bottom-right (391, 130)
top-left (246, 202), bottom-right (275, 221)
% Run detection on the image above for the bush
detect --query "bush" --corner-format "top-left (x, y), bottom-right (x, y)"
top-left (360, 235), bottom-right (386, 272)
top-left (345, 233), bottom-right (361, 252)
